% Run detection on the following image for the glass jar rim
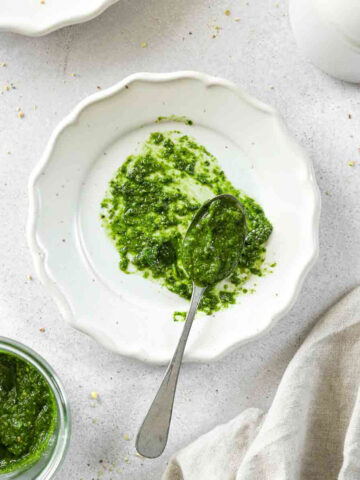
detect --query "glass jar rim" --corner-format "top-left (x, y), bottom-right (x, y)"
top-left (0, 336), bottom-right (71, 479)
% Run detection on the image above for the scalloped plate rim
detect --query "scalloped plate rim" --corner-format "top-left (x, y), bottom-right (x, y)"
top-left (0, 0), bottom-right (119, 36)
top-left (27, 71), bottom-right (321, 364)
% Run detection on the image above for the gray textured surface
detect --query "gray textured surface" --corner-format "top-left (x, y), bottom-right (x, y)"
top-left (0, 0), bottom-right (359, 479)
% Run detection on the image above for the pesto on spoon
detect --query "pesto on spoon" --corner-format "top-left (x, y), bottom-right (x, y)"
top-left (136, 194), bottom-right (247, 459)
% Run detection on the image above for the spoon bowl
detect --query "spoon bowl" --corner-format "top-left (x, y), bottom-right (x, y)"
top-left (182, 194), bottom-right (247, 287)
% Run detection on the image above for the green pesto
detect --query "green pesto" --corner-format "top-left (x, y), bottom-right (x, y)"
top-left (156, 115), bottom-right (194, 126)
top-left (182, 196), bottom-right (246, 287)
top-left (173, 311), bottom-right (187, 322)
top-left (0, 353), bottom-right (57, 474)
top-left (101, 131), bottom-right (273, 316)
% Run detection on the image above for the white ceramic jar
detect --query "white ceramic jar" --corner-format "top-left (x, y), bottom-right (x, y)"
top-left (289, 0), bottom-right (360, 83)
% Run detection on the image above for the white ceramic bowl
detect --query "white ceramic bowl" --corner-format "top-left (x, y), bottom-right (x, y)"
top-left (28, 72), bottom-right (320, 364)
top-left (289, 0), bottom-right (360, 83)
top-left (0, 0), bottom-right (119, 36)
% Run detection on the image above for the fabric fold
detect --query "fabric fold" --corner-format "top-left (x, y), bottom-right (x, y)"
top-left (163, 287), bottom-right (360, 480)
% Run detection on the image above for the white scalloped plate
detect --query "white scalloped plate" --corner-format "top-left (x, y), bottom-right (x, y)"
top-left (0, 0), bottom-right (119, 36)
top-left (27, 72), bottom-right (320, 364)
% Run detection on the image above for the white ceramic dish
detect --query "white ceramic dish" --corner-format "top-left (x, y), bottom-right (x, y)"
top-left (0, 0), bottom-right (119, 36)
top-left (28, 72), bottom-right (320, 364)
top-left (289, 0), bottom-right (360, 83)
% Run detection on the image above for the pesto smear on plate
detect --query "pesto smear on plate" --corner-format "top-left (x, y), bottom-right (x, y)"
top-left (101, 130), bottom-right (273, 316)
top-left (0, 353), bottom-right (57, 474)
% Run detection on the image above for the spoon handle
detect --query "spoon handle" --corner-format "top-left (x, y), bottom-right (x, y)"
top-left (136, 284), bottom-right (206, 459)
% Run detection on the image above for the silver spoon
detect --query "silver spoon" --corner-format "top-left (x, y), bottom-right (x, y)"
top-left (136, 194), bottom-right (247, 459)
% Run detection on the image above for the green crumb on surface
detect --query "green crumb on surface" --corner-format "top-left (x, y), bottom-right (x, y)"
top-left (156, 115), bottom-right (194, 126)
top-left (173, 311), bottom-right (187, 322)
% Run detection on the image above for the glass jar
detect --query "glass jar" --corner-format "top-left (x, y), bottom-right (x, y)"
top-left (0, 337), bottom-right (71, 479)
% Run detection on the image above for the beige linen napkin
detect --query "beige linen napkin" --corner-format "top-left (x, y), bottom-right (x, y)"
top-left (163, 287), bottom-right (360, 480)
